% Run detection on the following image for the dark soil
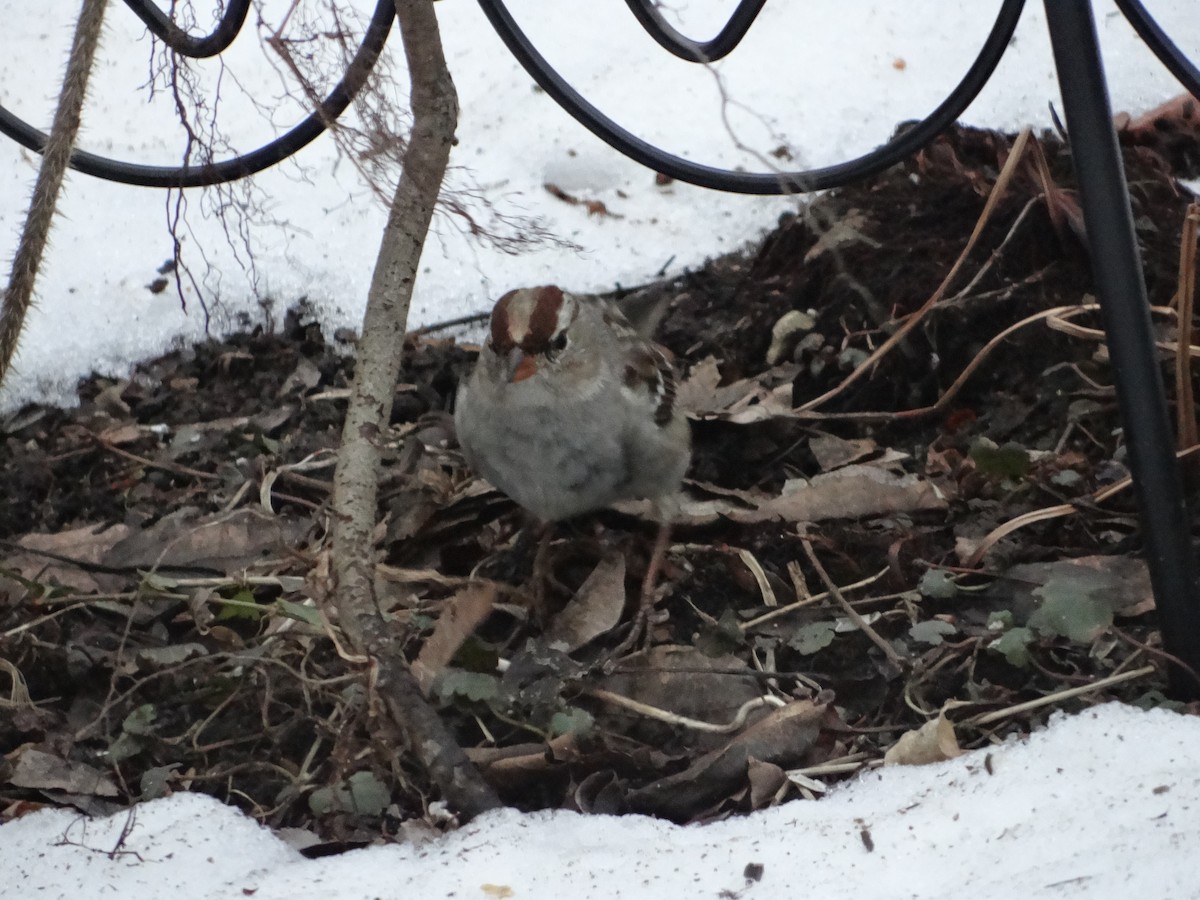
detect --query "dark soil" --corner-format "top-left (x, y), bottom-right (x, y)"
top-left (4, 121), bottom-right (1200, 839)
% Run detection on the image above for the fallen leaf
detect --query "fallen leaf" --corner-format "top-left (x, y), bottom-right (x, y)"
top-left (414, 583), bottom-right (498, 693)
top-left (883, 713), bottom-right (961, 765)
top-left (4, 524), bottom-right (131, 594)
top-left (727, 467), bottom-right (945, 524)
top-left (598, 646), bottom-right (764, 750)
top-left (6, 745), bottom-right (119, 797)
top-left (621, 466), bottom-right (947, 527)
top-left (103, 508), bottom-right (308, 574)
top-left (909, 619), bottom-right (958, 646)
top-left (308, 771), bottom-right (391, 817)
top-left (626, 700), bottom-right (826, 821)
top-left (543, 555), bottom-right (627, 652)
top-left (747, 756), bottom-right (788, 809)
top-left (809, 434), bottom-right (878, 472)
top-left (1029, 576), bottom-right (1115, 642)
top-left (765, 310), bottom-right (815, 365)
top-left (988, 555), bottom-right (1153, 623)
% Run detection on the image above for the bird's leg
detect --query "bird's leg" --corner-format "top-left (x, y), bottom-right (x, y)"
top-left (526, 519), bottom-right (555, 622)
top-left (608, 519), bottom-right (673, 660)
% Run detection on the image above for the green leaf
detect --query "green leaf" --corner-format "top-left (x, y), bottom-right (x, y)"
top-left (437, 670), bottom-right (500, 704)
top-left (276, 599), bottom-right (321, 626)
top-left (409, 613), bottom-right (435, 632)
top-left (104, 704), bottom-right (158, 762)
top-left (694, 608), bottom-right (745, 657)
top-left (308, 770), bottom-right (391, 817)
top-left (788, 621), bottom-right (836, 655)
top-left (454, 637), bottom-right (501, 673)
top-left (989, 626), bottom-right (1034, 667)
top-left (909, 619), bottom-right (958, 646)
top-left (549, 707), bottom-right (595, 738)
top-left (918, 569), bottom-right (958, 600)
top-left (986, 609), bottom-right (1015, 631)
top-left (216, 588), bottom-right (265, 621)
top-left (970, 437), bottom-right (1031, 478)
top-left (1130, 690), bottom-right (1187, 713)
top-left (122, 703), bottom-right (158, 736)
top-left (140, 764), bottom-right (180, 801)
top-left (1028, 575), bottom-right (1115, 642)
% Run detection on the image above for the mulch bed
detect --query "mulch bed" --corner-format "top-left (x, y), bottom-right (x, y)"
top-left (3, 120), bottom-right (1200, 841)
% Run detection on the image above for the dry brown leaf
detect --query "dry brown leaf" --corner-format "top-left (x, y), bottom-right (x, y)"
top-left (803, 210), bottom-right (876, 263)
top-left (883, 713), bottom-right (961, 766)
top-left (720, 380), bottom-right (797, 424)
top-left (675, 356), bottom-right (800, 423)
top-left (413, 582), bottom-right (498, 693)
top-left (543, 554), bottom-right (627, 652)
top-left (97, 422), bottom-right (147, 446)
top-left (5, 524), bottom-right (131, 594)
top-left (626, 700), bottom-right (826, 820)
top-left (741, 467), bottom-right (947, 522)
top-left (598, 646), bottom-right (764, 747)
top-left (647, 466), bottom-right (946, 527)
top-left (673, 356), bottom-right (724, 414)
top-left (809, 434), bottom-right (878, 471)
top-left (102, 508), bottom-right (308, 574)
top-left (5, 745), bottom-right (120, 797)
top-left (747, 756), bottom-right (788, 809)
top-left (468, 734), bottom-right (579, 788)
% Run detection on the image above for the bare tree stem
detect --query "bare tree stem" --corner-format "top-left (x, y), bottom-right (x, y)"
top-left (0, 0), bottom-right (108, 385)
top-left (327, 0), bottom-right (500, 819)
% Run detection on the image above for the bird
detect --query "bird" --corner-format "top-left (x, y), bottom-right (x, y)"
top-left (454, 285), bottom-right (691, 641)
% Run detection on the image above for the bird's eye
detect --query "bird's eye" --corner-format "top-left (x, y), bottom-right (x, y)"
top-left (546, 332), bottom-right (568, 359)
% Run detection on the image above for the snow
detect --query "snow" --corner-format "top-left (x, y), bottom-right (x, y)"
top-left (2, 0), bottom-right (1199, 896)
top-left (4, 704), bottom-right (1199, 899)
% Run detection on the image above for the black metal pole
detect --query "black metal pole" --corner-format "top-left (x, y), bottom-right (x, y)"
top-left (1043, 0), bottom-right (1200, 697)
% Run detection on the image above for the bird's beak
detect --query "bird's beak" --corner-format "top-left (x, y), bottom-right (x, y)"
top-left (511, 352), bottom-right (538, 383)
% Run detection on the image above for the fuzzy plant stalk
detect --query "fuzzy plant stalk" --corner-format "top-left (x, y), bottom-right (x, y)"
top-left (0, 0), bottom-right (108, 385)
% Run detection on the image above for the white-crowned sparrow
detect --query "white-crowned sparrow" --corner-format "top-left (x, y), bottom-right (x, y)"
top-left (455, 285), bottom-right (690, 523)
top-left (455, 285), bottom-right (690, 636)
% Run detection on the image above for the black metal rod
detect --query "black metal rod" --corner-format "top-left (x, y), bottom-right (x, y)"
top-left (122, 0), bottom-right (251, 59)
top-left (621, 0), bottom-right (767, 63)
top-left (474, 0), bottom-right (1026, 194)
top-left (1044, 0), bottom-right (1200, 698)
top-left (0, 0), bottom-right (395, 187)
top-left (1114, 0), bottom-right (1200, 98)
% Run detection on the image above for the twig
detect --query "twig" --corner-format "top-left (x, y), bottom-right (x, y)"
top-left (964, 442), bottom-right (1200, 566)
top-left (407, 310), bottom-right (490, 337)
top-left (964, 665), bottom-right (1156, 727)
top-left (798, 128), bottom-right (1033, 413)
top-left (585, 686), bottom-right (784, 734)
top-left (740, 566), bottom-right (889, 630)
top-left (801, 539), bottom-right (906, 670)
top-left (1114, 627), bottom-right (1200, 691)
top-left (943, 194), bottom-right (1043, 305)
top-left (93, 433), bottom-right (221, 481)
top-left (736, 548), bottom-right (777, 607)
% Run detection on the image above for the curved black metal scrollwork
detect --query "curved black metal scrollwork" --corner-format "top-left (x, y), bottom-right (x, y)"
top-left (1114, 0), bottom-right (1200, 98)
top-left (476, 0), bottom-right (1027, 194)
top-left (0, 0), bottom-right (395, 187)
top-left (123, 0), bottom-right (251, 59)
top-left (620, 0), bottom-right (768, 63)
